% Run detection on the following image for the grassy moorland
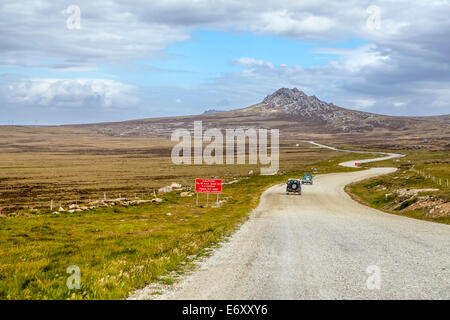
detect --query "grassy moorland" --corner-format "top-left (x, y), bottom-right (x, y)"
top-left (346, 149), bottom-right (450, 225)
top-left (0, 149), bottom-right (378, 300)
top-left (1, 124), bottom-right (447, 300)
top-left (0, 127), bottom-right (348, 214)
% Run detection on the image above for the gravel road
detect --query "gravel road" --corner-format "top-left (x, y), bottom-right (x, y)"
top-left (130, 145), bottom-right (450, 300)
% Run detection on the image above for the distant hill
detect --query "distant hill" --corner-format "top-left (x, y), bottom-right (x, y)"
top-left (203, 109), bottom-right (226, 114)
top-left (73, 88), bottom-right (450, 150)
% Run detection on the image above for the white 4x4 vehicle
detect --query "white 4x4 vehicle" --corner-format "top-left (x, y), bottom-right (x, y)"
top-left (286, 178), bottom-right (302, 195)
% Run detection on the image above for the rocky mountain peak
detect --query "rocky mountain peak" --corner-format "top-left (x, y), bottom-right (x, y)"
top-left (263, 88), bottom-right (306, 103)
top-left (261, 88), bottom-right (336, 113)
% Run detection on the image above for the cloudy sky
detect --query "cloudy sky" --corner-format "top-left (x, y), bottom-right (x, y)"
top-left (1, 0), bottom-right (449, 124)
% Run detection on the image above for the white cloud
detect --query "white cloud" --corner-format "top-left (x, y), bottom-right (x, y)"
top-left (231, 57), bottom-right (274, 69)
top-left (316, 44), bottom-right (390, 72)
top-left (2, 0), bottom-right (447, 68)
top-left (0, 1), bottom-right (191, 68)
top-left (0, 0), bottom-right (450, 121)
top-left (4, 78), bottom-right (139, 108)
top-left (195, 39), bottom-right (450, 116)
top-left (353, 99), bottom-right (376, 109)
top-left (254, 10), bottom-right (335, 36)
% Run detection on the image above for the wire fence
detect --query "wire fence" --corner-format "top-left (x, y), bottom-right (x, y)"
top-left (0, 191), bottom-right (160, 214)
top-left (409, 166), bottom-right (449, 188)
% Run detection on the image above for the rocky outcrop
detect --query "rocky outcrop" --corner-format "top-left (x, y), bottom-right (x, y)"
top-left (262, 88), bottom-right (335, 114)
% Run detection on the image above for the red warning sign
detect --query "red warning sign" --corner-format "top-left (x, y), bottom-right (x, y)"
top-left (195, 179), bottom-right (222, 194)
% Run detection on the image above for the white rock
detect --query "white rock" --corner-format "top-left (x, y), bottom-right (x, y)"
top-left (158, 186), bottom-right (172, 193)
top-left (180, 192), bottom-right (193, 197)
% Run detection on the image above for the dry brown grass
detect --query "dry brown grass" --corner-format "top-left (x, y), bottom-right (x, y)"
top-left (0, 127), bottom-right (343, 213)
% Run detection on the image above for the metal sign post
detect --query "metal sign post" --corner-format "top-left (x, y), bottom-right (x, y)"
top-left (195, 178), bottom-right (222, 207)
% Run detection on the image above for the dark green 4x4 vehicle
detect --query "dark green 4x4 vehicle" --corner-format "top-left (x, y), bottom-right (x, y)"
top-left (286, 178), bottom-right (302, 195)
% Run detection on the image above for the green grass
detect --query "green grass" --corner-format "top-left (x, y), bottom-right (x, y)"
top-left (1, 183), bottom-right (253, 299)
top-left (0, 150), bottom-right (382, 300)
top-left (348, 150), bottom-right (450, 225)
top-left (394, 197), bottom-right (417, 211)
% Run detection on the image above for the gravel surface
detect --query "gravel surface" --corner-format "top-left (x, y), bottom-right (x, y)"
top-left (129, 146), bottom-right (449, 300)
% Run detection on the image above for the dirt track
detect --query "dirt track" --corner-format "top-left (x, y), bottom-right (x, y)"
top-left (131, 145), bottom-right (450, 299)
